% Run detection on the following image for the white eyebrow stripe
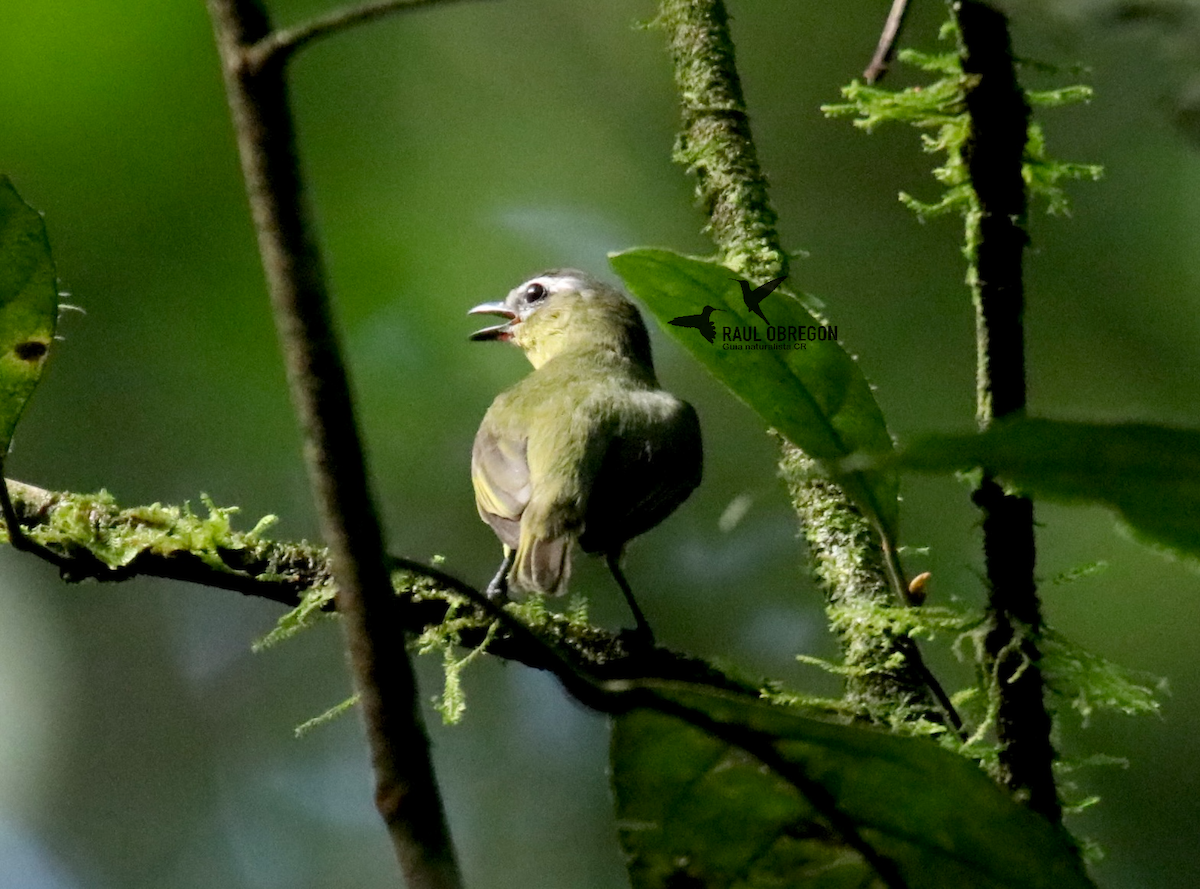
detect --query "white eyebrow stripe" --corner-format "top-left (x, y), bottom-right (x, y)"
top-left (527, 274), bottom-right (587, 295)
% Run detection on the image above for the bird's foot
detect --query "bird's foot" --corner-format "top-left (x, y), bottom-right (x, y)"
top-left (484, 576), bottom-right (510, 601)
top-left (485, 553), bottom-right (515, 601)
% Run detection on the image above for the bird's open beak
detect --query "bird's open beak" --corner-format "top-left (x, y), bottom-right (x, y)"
top-left (468, 302), bottom-right (518, 341)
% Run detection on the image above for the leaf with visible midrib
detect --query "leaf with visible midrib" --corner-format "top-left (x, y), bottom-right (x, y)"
top-left (894, 418), bottom-right (1200, 561)
top-left (0, 176), bottom-right (58, 455)
top-left (609, 248), bottom-right (898, 541)
top-left (612, 683), bottom-right (1095, 889)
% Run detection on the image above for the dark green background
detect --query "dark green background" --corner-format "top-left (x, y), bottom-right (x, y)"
top-left (2, 1), bottom-right (1198, 886)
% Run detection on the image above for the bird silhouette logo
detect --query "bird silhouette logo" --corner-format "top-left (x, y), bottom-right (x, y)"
top-left (668, 305), bottom-right (723, 344)
top-left (737, 275), bottom-right (787, 325)
top-left (667, 275), bottom-right (788, 344)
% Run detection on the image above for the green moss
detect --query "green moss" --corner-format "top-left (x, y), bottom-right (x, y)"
top-left (823, 27), bottom-right (1101, 233)
top-left (254, 582), bottom-right (336, 651)
top-left (294, 693), bottom-right (359, 738)
top-left (15, 487), bottom-right (284, 574)
top-left (414, 593), bottom-right (499, 725)
top-left (1042, 629), bottom-right (1166, 724)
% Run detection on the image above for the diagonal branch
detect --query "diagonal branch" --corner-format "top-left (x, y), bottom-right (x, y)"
top-left (657, 0), bottom-right (958, 734)
top-left (245, 0), bottom-right (491, 72)
top-left (206, 0), bottom-right (462, 885)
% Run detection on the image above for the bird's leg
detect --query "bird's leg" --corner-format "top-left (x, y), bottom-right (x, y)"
top-left (486, 549), bottom-right (516, 600)
top-left (605, 552), bottom-right (655, 648)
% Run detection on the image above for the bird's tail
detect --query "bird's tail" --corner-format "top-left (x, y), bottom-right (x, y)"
top-left (514, 533), bottom-right (573, 596)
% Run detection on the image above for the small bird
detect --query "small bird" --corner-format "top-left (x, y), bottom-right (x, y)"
top-left (737, 275), bottom-right (787, 325)
top-left (469, 270), bottom-right (703, 642)
top-left (668, 305), bottom-right (723, 344)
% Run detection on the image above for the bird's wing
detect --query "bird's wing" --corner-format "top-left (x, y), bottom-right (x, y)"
top-left (578, 393), bottom-right (702, 555)
top-left (472, 419), bottom-right (530, 552)
top-left (475, 376), bottom-right (599, 597)
top-left (508, 401), bottom-right (602, 596)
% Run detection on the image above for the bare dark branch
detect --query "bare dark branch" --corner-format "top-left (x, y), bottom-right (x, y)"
top-left (246, 0), bottom-right (491, 71)
top-left (864, 0), bottom-right (912, 83)
top-left (206, 0), bottom-right (462, 883)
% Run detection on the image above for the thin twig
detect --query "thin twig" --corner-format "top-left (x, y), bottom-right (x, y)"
top-left (952, 0), bottom-right (1060, 822)
top-left (206, 1), bottom-right (463, 885)
top-left (864, 0), bottom-right (912, 83)
top-left (246, 0), bottom-right (490, 71)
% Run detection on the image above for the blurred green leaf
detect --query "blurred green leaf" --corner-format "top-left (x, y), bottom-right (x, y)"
top-left (612, 684), bottom-right (1094, 889)
top-left (893, 418), bottom-right (1200, 560)
top-left (609, 248), bottom-right (897, 539)
top-left (0, 176), bottom-right (58, 455)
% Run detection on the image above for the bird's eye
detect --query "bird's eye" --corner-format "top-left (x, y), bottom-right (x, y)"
top-left (524, 282), bottom-right (548, 303)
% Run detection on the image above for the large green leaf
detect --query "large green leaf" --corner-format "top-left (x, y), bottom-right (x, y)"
top-left (613, 684), bottom-right (1093, 889)
top-left (893, 418), bottom-right (1200, 561)
top-left (0, 176), bottom-right (58, 455)
top-left (609, 248), bottom-right (897, 539)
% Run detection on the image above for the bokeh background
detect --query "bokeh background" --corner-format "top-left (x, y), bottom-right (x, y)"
top-left (3, 0), bottom-right (1199, 886)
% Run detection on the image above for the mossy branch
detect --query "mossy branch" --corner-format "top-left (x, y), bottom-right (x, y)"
top-left (782, 447), bottom-right (960, 733)
top-left (656, 0), bottom-right (954, 732)
top-left (1, 478), bottom-right (324, 604)
top-left (657, 0), bottom-right (786, 282)
top-left (0, 478), bottom-right (759, 692)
